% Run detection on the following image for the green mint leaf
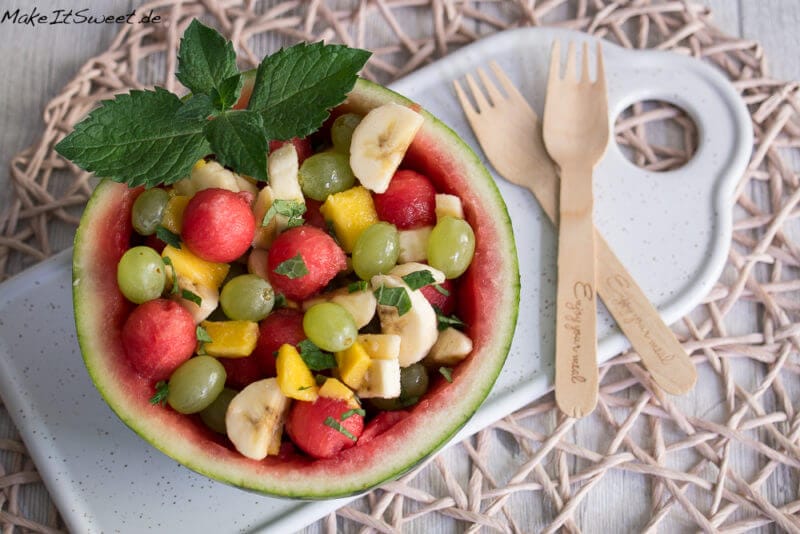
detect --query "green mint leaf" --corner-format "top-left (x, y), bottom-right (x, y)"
top-left (55, 88), bottom-right (209, 187)
top-left (149, 381), bottom-right (169, 406)
top-left (433, 284), bottom-right (450, 297)
top-left (181, 289), bottom-right (202, 306)
top-left (402, 270), bottom-right (436, 291)
top-left (196, 325), bottom-right (213, 343)
top-left (156, 225), bottom-right (181, 249)
top-left (161, 256), bottom-right (180, 296)
top-left (435, 307), bottom-right (465, 331)
top-left (374, 285), bottom-right (412, 316)
top-left (439, 367), bottom-right (453, 383)
top-left (203, 110), bottom-right (268, 182)
top-left (274, 293), bottom-right (287, 308)
top-left (248, 42), bottom-right (371, 140)
top-left (177, 94), bottom-right (216, 121)
top-left (315, 374), bottom-right (328, 386)
top-left (347, 280), bottom-right (368, 293)
top-left (262, 199), bottom-right (306, 227)
top-left (274, 253), bottom-right (308, 279)
top-left (176, 19), bottom-right (239, 96)
top-left (297, 339), bottom-right (337, 371)
top-left (341, 408), bottom-right (366, 420)
top-left (323, 416), bottom-right (357, 441)
top-left (210, 74), bottom-right (244, 111)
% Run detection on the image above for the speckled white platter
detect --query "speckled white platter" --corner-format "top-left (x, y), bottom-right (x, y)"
top-left (0, 28), bottom-right (750, 532)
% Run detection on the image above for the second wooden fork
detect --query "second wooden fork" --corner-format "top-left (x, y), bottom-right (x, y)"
top-left (542, 40), bottom-right (609, 417)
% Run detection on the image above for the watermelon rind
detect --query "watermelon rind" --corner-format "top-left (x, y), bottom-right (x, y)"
top-left (73, 77), bottom-right (520, 499)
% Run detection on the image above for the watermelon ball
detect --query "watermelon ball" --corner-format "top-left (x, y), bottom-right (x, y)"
top-left (373, 170), bottom-right (436, 230)
top-left (219, 356), bottom-right (264, 389)
top-left (420, 278), bottom-right (456, 316)
top-left (267, 226), bottom-right (347, 301)
top-left (285, 397), bottom-right (364, 459)
top-left (250, 308), bottom-right (307, 377)
top-left (121, 299), bottom-right (196, 381)
top-left (181, 188), bottom-right (256, 263)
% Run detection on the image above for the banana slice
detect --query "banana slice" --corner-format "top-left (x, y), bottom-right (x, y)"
top-left (302, 286), bottom-right (377, 329)
top-left (225, 378), bottom-right (290, 460)
top-left (389, 262), bottom-right (446, 285)
top-left (349, 103), bottom-right (424, 194)
top-left (169, 276), bottom-right (219, 324)
top-left (370, 274), bottom-right (438, 367)
top-left (425, 327), bottom-right (473, 367)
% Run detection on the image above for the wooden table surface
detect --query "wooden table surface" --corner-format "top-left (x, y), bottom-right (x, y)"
top-left (0, 1), bottom-right (798, 532)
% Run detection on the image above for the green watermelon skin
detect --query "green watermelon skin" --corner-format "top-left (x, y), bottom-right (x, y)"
top-left (73, 78), bottom-right (520, 499)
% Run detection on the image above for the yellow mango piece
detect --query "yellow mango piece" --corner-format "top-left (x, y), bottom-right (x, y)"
top-left (160, 195), bottom-right (190, 234)
top-left (275, 344), bottom-right (319, 401)
top-left (162, 245), bottom-right (230, 289)
top-left (335, 341), bottom-right (372, 390)
top-left (201, 320), bottom-right (259, 358)
top-left (320, 186), bottom-right (378, 252)
top-left (319, 378), bottom-right (360, 408)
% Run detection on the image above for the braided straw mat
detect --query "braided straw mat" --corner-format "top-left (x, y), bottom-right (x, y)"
top-left (1, 1), bottom-right (799, 532)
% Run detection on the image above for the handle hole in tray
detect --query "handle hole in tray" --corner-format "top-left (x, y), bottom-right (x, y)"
top-left (613, 100), bottom-right (698, 172)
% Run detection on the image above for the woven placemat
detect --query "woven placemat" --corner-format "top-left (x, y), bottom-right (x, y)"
top-left (2, 1), bottom-right (799, 532)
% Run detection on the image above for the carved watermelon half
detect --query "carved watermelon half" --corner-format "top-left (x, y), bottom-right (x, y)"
top-left (72, 78), bottom-right (520, 499)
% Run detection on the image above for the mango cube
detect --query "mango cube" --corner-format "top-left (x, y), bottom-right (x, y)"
top-left (275, 344), bottom-right (319, 401)
top-left (320, 186), bottom-right (378, 252)
top-left (335, 341), bottom-right (372, 389)
top-left (162, 245), bottom-right (230, 289)
top-left (200, 320), bottom-right (259, 358)
top-left (319, 377), bottom-right (359, 408)
top-left (160, 195), bottom-right (190, 234)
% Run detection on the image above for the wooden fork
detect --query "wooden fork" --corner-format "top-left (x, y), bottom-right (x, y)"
top-left (453, 60), bottom-right (697, 403)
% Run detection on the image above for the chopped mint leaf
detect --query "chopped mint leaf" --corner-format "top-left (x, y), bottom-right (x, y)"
top-left (176, 19), bottom-right (240, 97)
top-left (210, 73), bottom-right (244, 111)
top-left (298, 385), bottom-right (313, 391)
top-left (274, 253), bottom-right (308, 279)
top-left (55, 88), bottom-right (209, 188)
top-left (181, 289), bottom-right (202, 306)
top-left (248, 42), bottom-right (371, 140)
top-left (347, 280), bottom-right (369, 293)
top-left (402, 270), bottom-right (436, 290)
top-left (262, 199), bottom-right (306, 228)
top-left (156, 225), bottom-right (181, 249)
top-left (274, 293), bottom-right (287, 308)
top-left (150, 380), bottom-right (169, 406)
top-left (196, 325), bottom-right (213, 343)
top-left (433, 284), bottom-right (450, 297)
top-left (315, 374), bottom-right (328, 386)
top-left (341, 408), bottom-right (366, 420)
top-left (323, 416), bottom-right (357, 441)
top-left (439, 367), bottom-right (453, 383)
top-left (161, 256), bottom-right (180, 296)
top-left (435, 309), bottom-right (465, 331)
top-left (203, 110), bottom-right (269, 182)
top-left (297, 339), bottom-right (337, 371)
top-left (177, 94), bottom-right (216, 121)
top-left (374, 285), bottom-right (412, 316)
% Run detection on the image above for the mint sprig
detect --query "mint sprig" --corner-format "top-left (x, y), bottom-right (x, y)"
top-left (55, 19), bottom-right (371, 187)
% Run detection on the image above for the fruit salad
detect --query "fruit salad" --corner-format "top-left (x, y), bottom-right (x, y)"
top-left (115, 100), bottom-right (478, 461)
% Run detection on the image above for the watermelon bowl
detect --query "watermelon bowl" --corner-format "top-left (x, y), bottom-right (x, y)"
top-left (72, 76), bottom-right (520, 499)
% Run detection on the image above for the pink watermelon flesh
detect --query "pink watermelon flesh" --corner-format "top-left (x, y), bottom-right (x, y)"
top-left (73, 77), bottom-right (520, 498)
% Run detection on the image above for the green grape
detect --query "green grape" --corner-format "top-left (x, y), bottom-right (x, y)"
top-left (298, 152), bottom-right (356, 201)
top-left (131, 188), bottom-right (170, 236)
top-left (166, 356), bottom-right (226, 414)
top-left (116, 246), bottom-right (167, 304)
top-left (220, 274), bottom-right (275, 321)
top-left (199, 387), bottom-right (238, 434)
top-left (302, 302), bottom-right (357, 352)
top-left (330, 113), bottom-right (362, 153)
top-left (370, 363), bottom-right (429, 410)
top-left (352, 222), bottom-right (400, 280)
top-left (427, 216), bottom-right (476, 279)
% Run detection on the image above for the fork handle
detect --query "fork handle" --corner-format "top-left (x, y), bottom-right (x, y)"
top-left (555, 164), bottom-right (598, 418)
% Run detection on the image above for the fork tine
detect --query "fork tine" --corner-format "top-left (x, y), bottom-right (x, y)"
top-left (476, 68), bottom-right (504, 107)
top-left (462, 73), bottom-right (491, 114)
top-left (489, 61), bottom-right (528, 106)
top-left (581, 41), bottom-right (591, 82)
top-left (547, 40), bottom-right (562, 96)
top-left (452, 79), bottom-right (478, 120)
top-left (565, 41), bottom-right (577, 82)
top-left (595, 41), bottom-right (606, 89)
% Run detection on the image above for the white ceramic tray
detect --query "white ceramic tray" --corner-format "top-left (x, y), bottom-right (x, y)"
top-left (0, 27), bottom-right (750, 532)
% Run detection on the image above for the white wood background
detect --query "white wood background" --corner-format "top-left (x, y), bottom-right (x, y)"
top-left (0, 1), bottom-right (798, 532)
